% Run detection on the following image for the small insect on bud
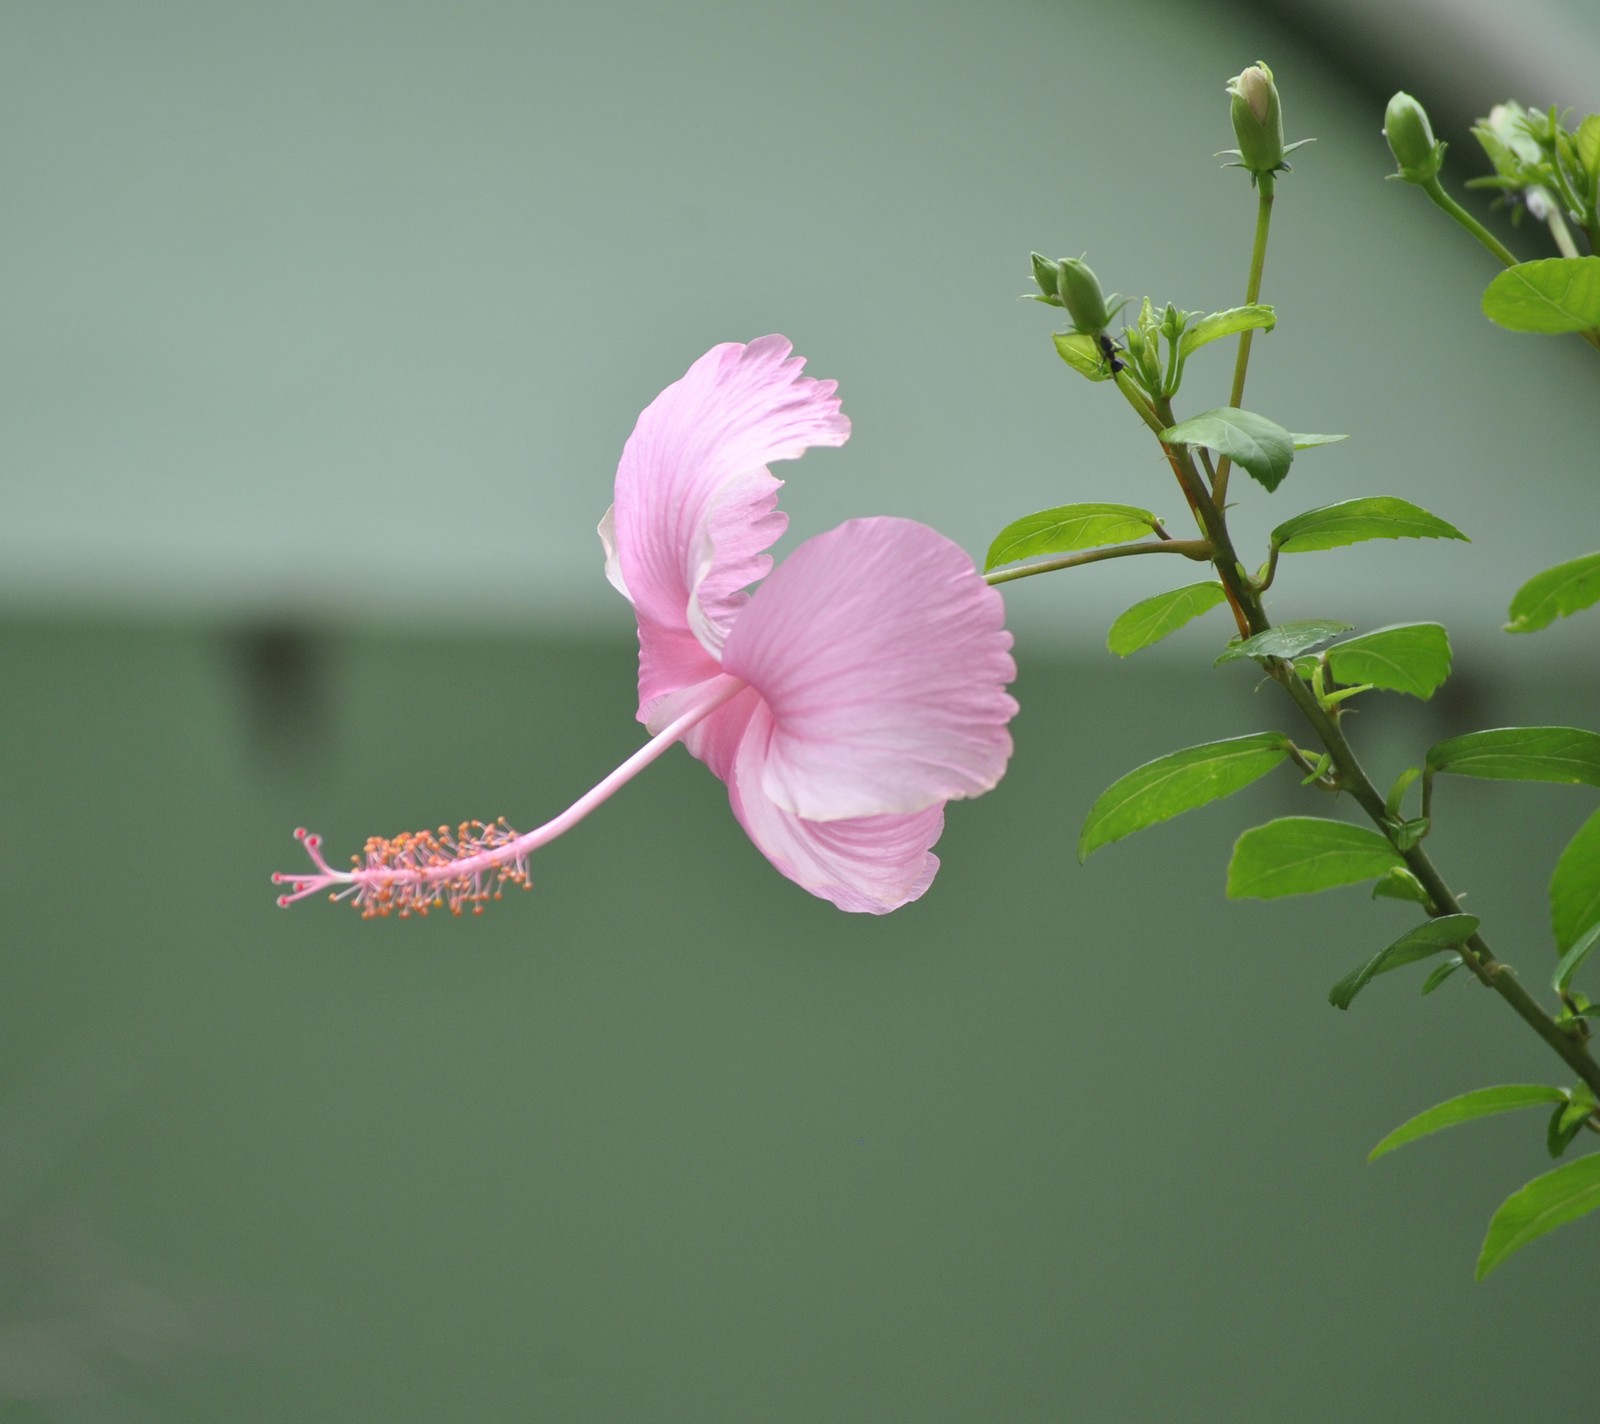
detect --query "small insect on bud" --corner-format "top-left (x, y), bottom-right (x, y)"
top-left (1056, 257), bottom-right (1112, 334)
top-left (1383, 91), bottom-right (1445, 185)
top-left (1226, 61), bottom-right (1287, 179)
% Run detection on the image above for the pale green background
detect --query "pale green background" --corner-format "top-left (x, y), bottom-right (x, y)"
top-left (3, 1), bottom-right (1598, 1419)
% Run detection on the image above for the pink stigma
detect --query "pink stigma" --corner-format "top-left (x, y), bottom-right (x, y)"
top-left (272, 674), bottom-right (748, 919)
top-left (272, 822), bottom-right (532, 919)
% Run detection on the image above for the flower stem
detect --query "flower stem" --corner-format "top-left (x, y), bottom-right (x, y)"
top-left (984, 539), bottom-right (1211, 586)
top-left (1421, 176), bottom-right (1520, 267)
top-left (1213, 176), bottom-right (1275, 507)
top-left (1418, 179), bottom-right (1600, 351)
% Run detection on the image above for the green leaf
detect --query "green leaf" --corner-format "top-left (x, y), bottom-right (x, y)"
top-left (1215, 620), bottom-right (1353, 666)
top-left (1270, 497), bottom-right (1469, 555)
top-left (1329, 914), bottom-right (1479, 1010)
top-left (1289, 433), bottom-right (1348, 451)
top-left (1482, 256), bottom-right (1600, 334)
top-left (985, 503), bottom-right (1159, 572)
top-left (1578, 114), bottom-right (1600, 179)
top-left (1385, 766), bottom-right (1423, 820)
top-left (1553, 922), bottom-right (1600, 996)
top-left (1420, 956), bottom-right (1465, 995)
top-left (1325, 623), bottom-right (1452, 700)
top-left (1505, 551), bottom-right (1600, 633)
top-left (1551, 807), bottom-right (1600, 954)
top-left (1053, 331), bottom-right (1114, 381)
top-left (1369, 1084), bottom-right (1569, 1162)
top-left (1078, 733), bottom-right (1292, 861)
top-left (1546, 1104), bottom-right (1581, 1158)
top-left (1106, 582), bottom-right (1228, 657)
top-left (1178, 304), bottom-right (1276, 358)
top-left (1391, 818), bottom-right (1430, 852)
top-left (1160, 408), bottom-right (1295, 492)
top-left (1227, 817), bottom-right (1403, 900)
top-left (1372, 866), bottom-right (1430, 906)
top-left (1476, 1153), bottom-right (1600, 1279)
top-left (1426, 727), bottom-right (1600, 787)
top-left (1548, 1088), bottom-right (1596, 1158)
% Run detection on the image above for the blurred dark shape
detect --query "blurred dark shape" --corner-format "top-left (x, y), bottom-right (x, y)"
top-left (227, 623), bottom-right (328, 771)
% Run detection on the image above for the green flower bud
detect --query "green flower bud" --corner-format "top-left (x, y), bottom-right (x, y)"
top-left (1227, 61), bottom-right (1285, 177)
top-left (1056, 257), bottom-right (1111, 333)
top-left (1383, 91), bottom-right (1445, 184)
top-left (1029, 252), bottom-right (1064, 306)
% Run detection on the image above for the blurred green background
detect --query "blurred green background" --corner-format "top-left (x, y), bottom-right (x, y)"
top-left (5, 1), bottom-right (1599, 1419)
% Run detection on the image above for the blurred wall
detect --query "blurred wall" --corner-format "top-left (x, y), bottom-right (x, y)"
top-left (2, 616), bottom-right (1597, 1420)
top-left (4, 0), bottom-right (1597, 645)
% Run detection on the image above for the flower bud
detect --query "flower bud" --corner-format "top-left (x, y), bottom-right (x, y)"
top-left (1383, 91), bottom-right (1444, 184)
top-left (1056, 257), bottom-right (1111, 333)
top-left (1029, 252), bottom-right (1064, 306)
top-left (1227, 62), bottom-right (1285, 177)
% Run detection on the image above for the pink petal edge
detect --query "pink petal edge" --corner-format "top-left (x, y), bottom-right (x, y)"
top-left (728, 697), bottom-right (946, 913)
top-left (602, 337), bottom-right (850, 726)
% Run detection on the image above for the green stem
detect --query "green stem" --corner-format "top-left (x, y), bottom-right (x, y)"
top-left (1273, 669), bottom-right (1600, 1099)
top-left (1420, 180), bottom-right (1600, 350)
top-left (1420, 176), bottom-right (1520, 267)
top-left (1545, 207), bottom-right (1581, 259)
top-left (1150, 396), bottom-right (1261, 640)
top-left (983, 538), bottom-right (1211, 586)
top-left (1213, 176), bottom-right (1275, 507)
top-left (1114, 368), bottom-right (1167, 439)
top-left (1142, 401), bottom-right (1600, 1100)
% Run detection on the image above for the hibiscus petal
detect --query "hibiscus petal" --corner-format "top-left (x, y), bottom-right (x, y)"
top-left (728, 698), bottom-right (945, 913)
top-left (604, 336), bottom-right (850, 723)
top-left (721, 517), bottom-right (1017, 821)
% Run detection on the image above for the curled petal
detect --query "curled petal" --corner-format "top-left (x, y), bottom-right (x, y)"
top-left (728, 699), bottom-right (944, 913)
top-left (722, 517), bottom-right (1017, 822)
top-left (603, 336), bottom-right (850, 721)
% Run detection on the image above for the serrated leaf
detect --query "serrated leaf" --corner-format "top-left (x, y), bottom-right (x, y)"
top-left (1106, 582), bottom-right (1228, 656)
top-left (1578, 114), bottom-right (1600, 179)
top-left (1553, 922), bottom-right (1600, 995)
top-left (1160, 408), bottom-right (1295, 491)
top-left (1227, 817), bottom-right (1403, 900)
top-left (1552, 807), bottom-right (1600, 954)
top-left (1215, 620), bottom-right (1353, 666)
top-left (1369, 1084), bottom-right (1569, 1161)
top-left (1078, 733), bottom-right (1292, 861)
top-left (1476, 1153), bottom-right (1600, 1279)
top-left (1326, 623), bottom-right (1452, 700)
top-left (1053, 331), bottom-right (1114, 381)
top-left (1178, 304), bottom-right (1276, 357)
top-left (1289, 433), bottom-right (1347, 451)
top-left (1421, 956), bottom-right (1465, 994)
top-left (1372, 866), bottom-right (1430, 905)
top-left (1426, 726), bottom-right (1600, 787)
top-left (1505, 550), bottom-right (1600, 633)
top-left (985, 503), bottom-right (1159, 572)
top-left (1329, 914), bottom-right (1479, 1010)
top-left (1482, 256), bottom-right (1600, 333)
top-left (1270, 497), bottom-right (1469, 554)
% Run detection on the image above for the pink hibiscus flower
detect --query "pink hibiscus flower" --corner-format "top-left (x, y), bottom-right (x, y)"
top-left (275, 336), bottom-right (1017, 916)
